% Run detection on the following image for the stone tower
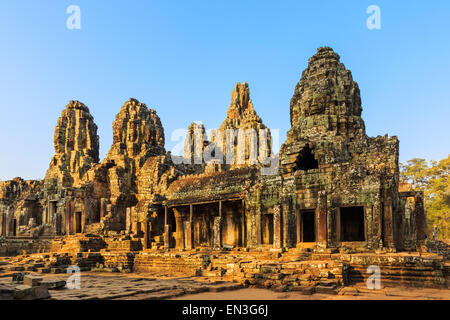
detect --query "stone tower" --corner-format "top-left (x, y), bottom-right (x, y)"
top-left (45, 100), bottom-right (99, 187)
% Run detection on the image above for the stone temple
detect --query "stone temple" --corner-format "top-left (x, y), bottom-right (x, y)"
top-left (0, 48), bottom-right (447, 293)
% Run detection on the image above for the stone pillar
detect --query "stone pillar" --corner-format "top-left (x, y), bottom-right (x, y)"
top-left (213, 216), bottom-right (222, 249)
top-left (383, 190), bottom-right (395, 248)
top-left (125, 208), bottom-right (132, 233)
top-left (273, 205), bottom-right (282, 249)
top-left (0, 212), bottom-right (4, 236)
top-left (100, 198), bottom-right (107, 220)
top-left (164, 224), bottom-right (172, 249)
top-left (185, 204), bottom-right (194, 249)
top-left (143, 216), bottom-right (149, 250)
top-left (413, 192), bottom-right (426, 243)
top-left (372, 200), bottom-right (382, 248)
top-left (282, 200), bottom-right (292, 248)
top-left (164, 206), bottom-right (168, 225)
top-left (66, 200), bottom-right (73, 235)
top-left (241, 200), bottom-right (246, 248)
top-left (317, 191), bottom-right (327, 247)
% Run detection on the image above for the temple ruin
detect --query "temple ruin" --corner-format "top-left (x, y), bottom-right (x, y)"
top-left (0, 47), bottom-right (446, 293)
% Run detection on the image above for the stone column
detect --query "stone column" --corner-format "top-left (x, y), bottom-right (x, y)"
top-left (164, 224), bottom-right (172, 249)
top-left (100, 198), bottom-right (107, 220)
top-left (383, 190), bottom-right (395, 248)
top-left (125, 208), bottom-right (130, 233)
top-left (273, 205), bottom-right (282, 249)
top-left (413, 192), bottom-right (426, 243)
top-left (317, 191), bottom-right (327, 247)
top-left (143, 215), bottom-right (149, 250)
top-left (373, 200), bottom-right (383, 248)
top-left (164, 206), bottom-right (171, 249)
top-left (241, 200), bottom-right (246, 247)
top-left (213, 216), bottom-right (222, 249)
top-left (0, 212), bottom-right (4, 236)
top-left (282, 200), bottom-right (293, 248)
top-left (65, 200), bottom-right (72, 235)
top-left (213, 201), bottom-right (223, 249)
top-left (185, 204), bottom-right (194, 249)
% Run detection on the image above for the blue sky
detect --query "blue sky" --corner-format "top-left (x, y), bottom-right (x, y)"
top-left (0, 0), bottom-right (449, 180)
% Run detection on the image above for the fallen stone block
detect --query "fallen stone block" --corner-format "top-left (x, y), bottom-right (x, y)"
top-left (52, 267), bottom-right (66, 274)
top-left (12, 272), bottom-right (29, 283)
top-left (338, 287), bottom-right (359, 296)
top-left (0, 284), bottom-right (15, 300)
top-left (9, 266), bottom-right (25, 272)
top-left (24, 275), bottom-right (43, 287)
top-left (40, 279), bottom-right (66, 290)
top-left (271, 284), bottom-right (290, 292)
top-left (290, 286), bottom-right (315, 295)
top-left (13, 285), bottom-right (50, 300)
top-left (314, 285), bottom-right (338, 295)
top-left (38, 268), bottom-right (52, 274)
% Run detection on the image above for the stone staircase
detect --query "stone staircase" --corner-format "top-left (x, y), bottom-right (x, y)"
top-left (84, 223), bottom-right (103, 235)
top-left (427, 240), bottom-right (450, 260)
top-left (133, 251), bottom-right (209, 275)
top-left (228, 259), bottom-right (344, 292)
top-left (341, 253), bottom-right (447, 288)
top-left (48, 234), bottom-right (108, 254)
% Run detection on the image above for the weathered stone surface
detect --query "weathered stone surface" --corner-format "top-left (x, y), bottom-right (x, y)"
top-left (212, 82), bottom-right (272, 169)
top-left (0, 284), bottom-right (15, 300)
top-left (45, 100), bottom-right (99, 187)
top-left (23, 275), bottom-right (43, 287)
top-left (0, 47), bottom-right (439, 297)
top-left (13, 284), bottom-right (50, 300)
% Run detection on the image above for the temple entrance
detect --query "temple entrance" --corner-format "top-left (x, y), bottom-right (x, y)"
top-left (168, 209), bottom-right (176, 232)
top-left (49, 201), bottom-right (57, 224)
top-left (301, 211), bottom-right (315, 242)
top-left (340, 206), bottom-right (365, 241)
top-left (261, 214), bottom-right (274, 245)
top-left (12, 219), bottom-right (17, 236)
top-left (75, 212), bottom-right (82, 233)
top-left (221, 201), bottom-right (243, 247)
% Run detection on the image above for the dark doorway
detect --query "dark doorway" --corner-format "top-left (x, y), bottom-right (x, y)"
top-left (12, 219), bottom-right (17, 236)
top-left (294, 145), bottom-right (318, 171)
top-left (75, 212), bottom-right (82, 233)
top-left (56, 214), bottom-right (62, 235)
top-left (261, 214), bottom-right (274, 245)
top-left (301, 211), bottom-right (315, 242)
top-left (168, 209), bottom-right (176, 232)
top-left (341, 206), bottom-right (365, 241)
top-left (136, 222), bottom-right (142, 236)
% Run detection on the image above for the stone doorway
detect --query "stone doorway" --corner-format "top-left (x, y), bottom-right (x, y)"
top-left (301, 211), bottom-right (315, 242)
top-left (12, 218), bottom-right (17, 236)
top-left (261, 214), bottom-right (274, 245)
top-left (221, 201), bottom-right (243, 247)
top-left (75, 212), bottom-right (82, 233)
top-left (340, 206), bottom-right (365, 241)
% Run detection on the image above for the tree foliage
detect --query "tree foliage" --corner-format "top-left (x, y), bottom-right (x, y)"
top-left (400, 155), bottom-right (450, 240)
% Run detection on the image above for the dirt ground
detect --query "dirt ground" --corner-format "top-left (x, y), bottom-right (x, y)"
top-left (171, 286), bottom-right (450, 300)
top-left (1, 271), bottom-right (448, 300)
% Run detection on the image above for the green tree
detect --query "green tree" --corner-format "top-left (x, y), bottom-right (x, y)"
top-left (400, 155), bottom-right (450, 240)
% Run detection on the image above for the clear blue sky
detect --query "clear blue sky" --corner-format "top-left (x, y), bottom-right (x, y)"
top-left (0, 0), bottom-right (449, 180)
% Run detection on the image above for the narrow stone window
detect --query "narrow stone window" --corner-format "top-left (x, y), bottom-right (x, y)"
top-left (294, 145), bottom-right (318, 171)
